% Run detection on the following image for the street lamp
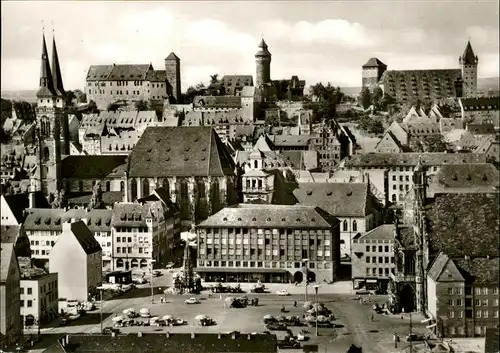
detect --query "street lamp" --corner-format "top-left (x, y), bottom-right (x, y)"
top-left (302, 259), bottom-right (309, 302)
top-left (97, 286), bottom-right (104, 333)
top-left (314, 285), bottom-right (320, 336)
top-left (150, 260), bottom-right (156, 304)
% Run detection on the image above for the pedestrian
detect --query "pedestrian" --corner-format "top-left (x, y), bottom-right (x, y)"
top-left (220, 294), bottom-right (222, 300)
top-left (294, 301), bottom-right (297, 307)
top-left (370, 313), bottom-right (374, 322)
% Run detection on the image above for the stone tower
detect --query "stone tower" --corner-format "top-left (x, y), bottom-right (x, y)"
top-left (412, 157), bottom-right (427, 313)
top-left (255, 38), bottom-right (271, 86)
top-left (459, 41), bottom-right (478, 98)
top-left (361, 58), bottom-right (387, 90)
top-left (34, 34), bottom-right (68, 197)
top-left (165, 52), bottom-right (181, 103)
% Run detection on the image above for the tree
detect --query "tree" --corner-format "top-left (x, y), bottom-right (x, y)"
top-left (359, 87), bottom-right (372, 110)
top-left (210, 74), bottom-right (219, 84)
top-left (51, 191), bottom-right (61, 209)
top-left (421, 135), bottom-right (448, 152)
top-left (87, 100), bottom-right (99, 114)
top-left (135, 100), bottom-right (148, 111)
top-left (73, 89), bottom-right (87, 103)
top-left (371, 87), bottom-right (384, 109)
top-left (88, 181), bottom-right (104, 210)
top-left (106, 102), bottom-right (119, 112)
top-left (308, 82), bottom-right (344, 122)
top-left (65, 90), bottom-right (76, 107)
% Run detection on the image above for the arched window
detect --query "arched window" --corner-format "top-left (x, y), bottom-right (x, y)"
top-left (116, 258), bottom-right (124, 268)
top-left (258, 179), bottom-right (263, 188)
top-left (197, 181), bottom-right (205, 198)
top-left (131, 179), bottom-right (137, 200)
top-left (142, 178), bottom-right (150, 197)
top-left (120, 181), bottom-right (124, 191)
top-left (78, 181), bottom-right (83, 192)
top-left (343, 220), bottom-right (348, 232)
top-left (43, 147), bottom-right (50, 162)
top-left (106, 181), bottom-right (111, 192)
top-left (246, 179), bottom-right (250, 188)
top-left (392, 194), bottom-right (397, 202)
top-left (254, 160), bottom-right (258, 169)
top-left (352, 220), bottom-right (357, 232)
top-left (252, 179), bottom-right (256, 188)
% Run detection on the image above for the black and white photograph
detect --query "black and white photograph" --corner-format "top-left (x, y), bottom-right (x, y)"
top-left (0, 1), bottom-right (499, 352)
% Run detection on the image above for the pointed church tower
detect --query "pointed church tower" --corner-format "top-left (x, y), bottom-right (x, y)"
top-left (51, 35), bottom-right (66, 104)
top-left (459, 41), bottom-right (479, 97)
top-left (255, 38), bottom-right (272, 86)
top-left (34, 33), bottom-right (68, 198)
top-left (36, 34), bottom-right (56, 99)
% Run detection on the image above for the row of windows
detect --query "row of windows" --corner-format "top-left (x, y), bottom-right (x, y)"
top-left (204, 228), bottom-right (331, 236)
top-left (449, 299), bottom-right (500, 307)
top-left (30, 240), bottom-right (55, 247)
top-left (116, 247), bottom-right (150, 254)
top-left (366, 256), bottom-right (394, 264)
top-left (89, 89), bottom-right (164, 96)
top-left (204, 237), bottom-right (331, 246)
top-left (88, 81), bottom-right (163, 87)
top-left (393, 184), bottom-right (410, 192)
top-left (365, 245), bottom-right (392, 253)
top-left (449, 310), bottom-right (498, 319)
top-left (198, 260), bottom-right (332, 269)
top-left (116, 236), bottom-right (150, 243)
top-left (201, 248), bottom-right (331, 257)
top-left (448, 287), bottom-right (498, 295)
top-left (366, 267), bottom-right (393, 276)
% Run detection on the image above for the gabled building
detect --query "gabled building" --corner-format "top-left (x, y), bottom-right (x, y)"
top-left (0, 242), bottom-right (22, 350)
top-left (351, 224), bottom-right (396, 292)
top-left (459, 96), bottom-right (500, 130)
top-left (196, 204), bottom-right (341, 283)
top-left (374, 130), bottom-right (405, 153)
top-left (49, 221), bottom-right (102, 301)
top-left (126, 126), bottom-right (237, 225)
top-left (292, 182), bottom-right (382, 260)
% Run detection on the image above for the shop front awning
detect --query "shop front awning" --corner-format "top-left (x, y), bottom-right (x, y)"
top-left (194, 267), bottom-right (288, 273)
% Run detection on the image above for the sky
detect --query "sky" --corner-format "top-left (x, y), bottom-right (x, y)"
top-left (1, 1), bottom-right (499, 92)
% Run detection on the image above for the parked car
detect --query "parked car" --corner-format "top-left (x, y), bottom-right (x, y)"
top-left (184, 297), bottom-right (201, 305)
top-left (276, 289), bottom-right (290, 296)
top-left (102, 327), bottom-right (120, 335)
top-left (406, 334), bottom-right (424, 342)
top-left (251, 287), bottom-right (265, 293)
top-left (153, 270), bottom-right (161, 277)
top-left (133, 277), bottom-right (147, 284)
top-left (296, 333), bottom-right (306, 341)
top-left (266, 323), bottom-right (288, 331)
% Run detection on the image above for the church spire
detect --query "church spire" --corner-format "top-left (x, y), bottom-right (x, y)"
top-left (461, 40), bottom-right (478, 65)
top-left (51, 33), bottom-right (65, 97)
top-left (36, 33), bottom-right (56, 98)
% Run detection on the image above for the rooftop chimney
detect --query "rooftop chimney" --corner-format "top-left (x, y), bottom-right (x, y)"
top-left (247, 334), bottom-right (251, 340)
top-left (464, 255), bottom-right (470, 260)
top-left (138, 332), bottom-right (142, 337)
top-left (28, 191), bottom-right (36, 209)
top-left (191, 333), bottom-right (196, 339)
top-left (218, 333), bottom-right (222, 339)
top-left (166, 332), bottom-right (170, 338)
top-left (111, 332), bottom-right (116, 337)
top-left (231, 332), bottom-right (237, 340)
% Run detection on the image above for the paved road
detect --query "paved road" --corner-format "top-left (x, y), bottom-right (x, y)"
top-left (37, 270), bottom-right (430, 353)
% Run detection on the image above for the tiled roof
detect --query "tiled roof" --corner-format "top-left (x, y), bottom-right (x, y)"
top-left (182, 110), bottom-right (249, 126)
top-left (199, 204), bottom-right (339, 229)
top-left (453, 256), bottom-right (499, 284)
top-left (428, 163), bottom-right (500, 195)
top-left (401, 122), bottom-right (441, 135)
top-left (127, 127), bottom-right (235, 177)
top-left (461, 41), bottom-right (477, 65)
top-left (46, 332), bottom-right (277, 353)
top-left (220, 75), bottom-right (253, 95)
top-left (362, 57), bottom-right (387, 68)
top-left (85, 65), bottom-right (114, 81)
top-left (427, 252), bottom-right (453, 281)
top-left (460, 96), bottom-right (500, 110)
top-left (357, 224), bottom-right (395, 241)
top-left (292, 183), bottom-right (371, 217)
top-left (112, 202), bottom-right (152, 228)
top-left (67, 221), bottom-right (102, 255)
top-left (375, 130), bottom-right (405, 151)
top-left (23, 208), bottom-right (113, 232)
top-left (61, 155), bottom-right (127, 179)
top-left (466, 123), bottom-right (495, 134)
top-left (145, 70), bottom-right (168, 82)
top-left (193, 96), bottom-right (242, 109)
top-left (0, 243), bottom-right (16, 283)
top-left (342, 152), bottom-right (486, 167)
top-left (165, 52), bottom-right (180, 61)
top-left (426, 193), bottom-right (500, 257)
top-left (268, 134), bottom-right (311, 147)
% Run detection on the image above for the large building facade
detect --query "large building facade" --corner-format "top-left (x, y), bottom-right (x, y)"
top-left (20, 273), bottom-right (58, 326)
top-left (361, 41), bottom-right (478, 100)
top-left (85, 52), bottom-right (182, 110)
top-left (196, 204), bottom-right (341, 283)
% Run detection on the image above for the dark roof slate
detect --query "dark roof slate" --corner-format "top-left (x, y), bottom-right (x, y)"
top-left (165, 52), bottom-right (180, 61)
top-left (293, 183), bottom-right (370, 217)
top-left (67, 221), bottom-right (102, 255)
top-left (86, 64), bottom-right (153, 81)
top-left (362, 57), bottom-right (387, 68)
top-left (428, 163), bottom-right (500, 194)
top-left (61, 155), bottom-right (127, 179)
top-left (343, 153), bottom-right (486, 167)
top-left (199, 204), bottom-right (339, 229)
top-left (426, 193), bottom-right (500, 257)
top-left (3, 191), bottom-right (49, 223)
top-left (461, 41), bottom-right (477, 65)
top-left (461, 96), bottom-right (500, 110)
top-left (45, 333), bottom-right (277, 353)
top-left (127, 127), bottom-right (235, 177)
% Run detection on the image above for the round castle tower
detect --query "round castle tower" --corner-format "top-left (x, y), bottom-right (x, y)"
top-left (255, 38), bottom-right (271, 86)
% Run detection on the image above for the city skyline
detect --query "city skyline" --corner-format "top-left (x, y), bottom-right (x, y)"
top-left (1, 0), bottom-right (499, 92)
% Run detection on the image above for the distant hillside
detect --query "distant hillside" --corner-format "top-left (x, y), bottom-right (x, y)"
top-left (1, 90), bottom-right (37, 103)
top-left (478, 77), bottom-right (500, 91)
